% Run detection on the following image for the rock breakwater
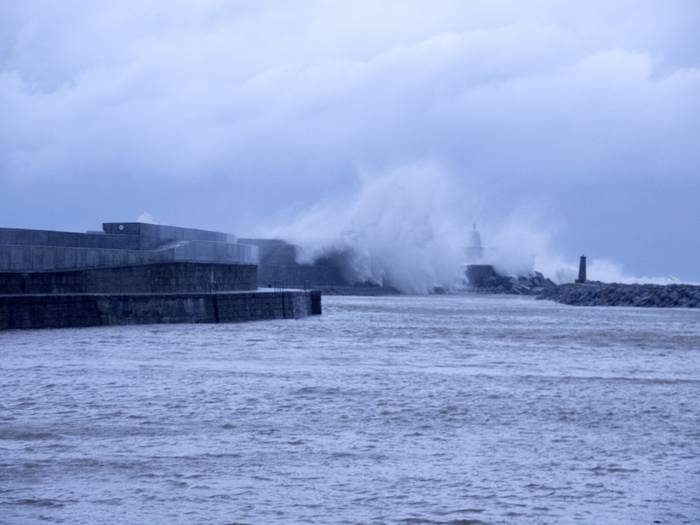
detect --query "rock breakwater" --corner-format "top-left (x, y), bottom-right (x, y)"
top-left (467, 269), bottom-right (557, 296)
top-left (539, 282), bottom-right (700, 308)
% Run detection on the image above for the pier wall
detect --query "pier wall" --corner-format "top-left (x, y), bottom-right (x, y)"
top-left (0, 240), bottom-right (258, 272)
top-left (0, 290), bottom-right (322, 330)
top-left (465, 265), bottom-right (499, 287)
top-left (239, 238), bottom-right (351, 289)
top-left (0, 262), bottom-right (257, 294)
top-left (0, 223), bottom-right (257, 272)
top-left (0, 222), bottom-right (323, 329)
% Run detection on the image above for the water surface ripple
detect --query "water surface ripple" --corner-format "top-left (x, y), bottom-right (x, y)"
top-left (1, 296), bottom-right (699, 524)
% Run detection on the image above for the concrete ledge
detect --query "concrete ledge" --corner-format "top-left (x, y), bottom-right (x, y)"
top-left (0, 290), bottom-right (322, 330)
top-left (0, 242), bottom-right (258, 272)
top-left (0, 262), bottom-right (257, 294)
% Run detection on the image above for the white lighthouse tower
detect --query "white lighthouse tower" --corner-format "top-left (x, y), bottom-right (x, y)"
top-left (465, 223), bottom-right (484, 262)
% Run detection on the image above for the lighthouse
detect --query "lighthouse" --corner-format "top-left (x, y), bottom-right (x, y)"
top-left (466, 223), bottom-right (484, 262)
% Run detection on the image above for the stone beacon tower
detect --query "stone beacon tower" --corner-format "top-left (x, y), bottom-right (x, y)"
top-left (576, 255), bottom-right (587, 284)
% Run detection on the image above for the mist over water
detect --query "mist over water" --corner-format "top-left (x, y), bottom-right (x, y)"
top-left (2, 296), bottom-right (699, 524)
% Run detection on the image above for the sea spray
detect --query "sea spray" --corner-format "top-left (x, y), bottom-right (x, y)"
top-left (265, 162), bottom-right (680, 292)
top-left (268, 162), bottom-right (470, 294)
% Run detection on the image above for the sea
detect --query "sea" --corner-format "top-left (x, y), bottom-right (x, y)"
top-left (1, 295), bottom-right (699, 524)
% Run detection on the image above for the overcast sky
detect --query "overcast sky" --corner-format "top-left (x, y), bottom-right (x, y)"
top-left (1, 1), bottom-right (699, 280)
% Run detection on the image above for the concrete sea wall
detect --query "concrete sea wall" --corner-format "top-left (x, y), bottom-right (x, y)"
top-left (0, 223), bottom-right (257, 272)
top-left (0, 227), bottom-right (139, 250)
top-left (0, 240), bottom-right (258, 272)
top-left (0, 222), bottom-right (324, 329)
top-left (0, 290), bottom-right (322, 330)
top-left (257, 263), bottom-right (346, 289)
top-left (0, 262), bottom-right (257, 294)
top-left (102, 222), bottom-right (237, 249)
top-left (239, 238), bottom-right (349, 289)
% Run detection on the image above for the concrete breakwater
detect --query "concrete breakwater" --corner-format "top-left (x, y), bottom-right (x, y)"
top-left (0, 290), bottom-right (322, 330)
top-left (0, 262), bottom-right (257, 295)
top-left (0, 221), bottom-right (326, 329)
top-left (539, 282), bottom-right (700, 308)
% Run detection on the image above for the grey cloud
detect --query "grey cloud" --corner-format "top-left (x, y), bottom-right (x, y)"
top-left (0, 0), bottom-right (699, 279)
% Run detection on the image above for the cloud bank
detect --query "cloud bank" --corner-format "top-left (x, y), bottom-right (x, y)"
top-left (1, 1), bottom-right (699, 280)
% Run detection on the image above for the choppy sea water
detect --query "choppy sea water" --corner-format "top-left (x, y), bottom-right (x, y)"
top-left (1, 295), bottom-right (699, 525)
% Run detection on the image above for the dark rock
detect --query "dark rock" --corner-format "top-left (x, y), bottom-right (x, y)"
top-left (538, 282), bottom-right (700, 308)
top-left (466, 265), bottom-right (556, 296)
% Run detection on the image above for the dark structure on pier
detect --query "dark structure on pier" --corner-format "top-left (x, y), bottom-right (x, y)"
top-left (239, 238), bottom-right (398, 294)
top-left (239, 238), bottom-right (347, 289)
top-left (576, 255), bottom-right (587, 284)
top-left (462, 225), bottom-right (556, 295)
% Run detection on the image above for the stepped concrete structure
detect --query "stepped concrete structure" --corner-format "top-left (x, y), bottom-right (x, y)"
top-left (0, 222), bottom-right (321, 330)
top-left (239, 238), bottom-right (348, 289)
top-left (239, 238), bottom-right (398, 294)
top-left (0, 222), bottom-right (257, 272)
